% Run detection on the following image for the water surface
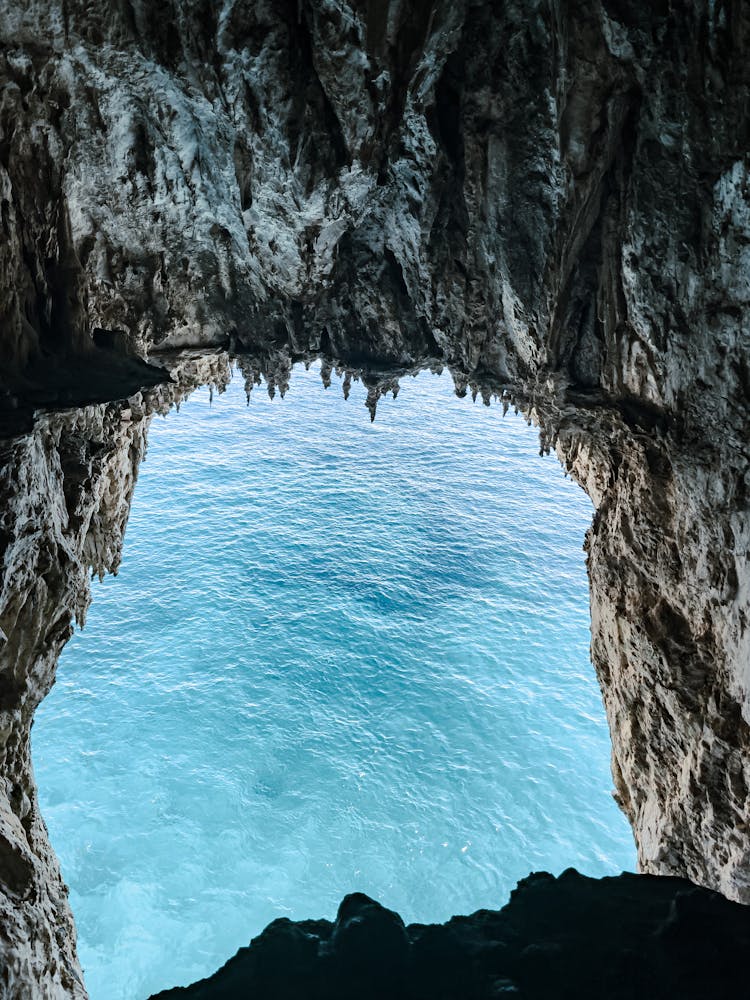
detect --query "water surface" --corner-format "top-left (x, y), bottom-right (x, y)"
top-left (35, 365), bottom-right (635, 999)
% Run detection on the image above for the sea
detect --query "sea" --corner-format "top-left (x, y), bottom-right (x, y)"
top-left (34, 364), bottom-right (635, 999)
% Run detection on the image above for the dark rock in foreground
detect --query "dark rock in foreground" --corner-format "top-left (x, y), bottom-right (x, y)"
top-left (150, 870), bottom-right (750, 1000)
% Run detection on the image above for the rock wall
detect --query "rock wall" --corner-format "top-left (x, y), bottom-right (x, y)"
top-left (1, 0), bottom-right (749, 995)
top-left (0, 399), bottom-right (149, 997)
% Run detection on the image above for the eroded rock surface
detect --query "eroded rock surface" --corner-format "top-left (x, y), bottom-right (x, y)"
top-left (1, 0), bottom-right (750, 996)
top-left (0, 399), bottom-right (149, 998)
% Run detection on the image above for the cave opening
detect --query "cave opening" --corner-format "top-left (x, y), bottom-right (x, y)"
top-left (33, 363), bottom-right (635, 999)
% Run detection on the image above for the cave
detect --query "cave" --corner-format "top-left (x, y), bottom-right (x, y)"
top-left (1, 2), bottom-right (750, 999)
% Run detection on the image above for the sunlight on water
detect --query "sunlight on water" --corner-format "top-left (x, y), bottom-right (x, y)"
top-left (34, 365), bottom-right (635, 999)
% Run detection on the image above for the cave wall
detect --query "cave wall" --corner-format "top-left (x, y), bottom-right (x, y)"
top-left (5, 0), bottom-right (744, 379)
top-left (0, 400), bottom-right (148, 997)
top-left (1, 0), bottom-right (750, 995)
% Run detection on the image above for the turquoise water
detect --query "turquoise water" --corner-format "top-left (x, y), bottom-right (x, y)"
top-left (34, 365), bottom-right (635, 999)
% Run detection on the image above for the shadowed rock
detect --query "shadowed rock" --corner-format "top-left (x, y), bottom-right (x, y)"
top-left (149, 870), bottom-right (750, 1000)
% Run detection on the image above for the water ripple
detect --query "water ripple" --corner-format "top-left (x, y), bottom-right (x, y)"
top-left (35, 365), bottom-right (635, 1000)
